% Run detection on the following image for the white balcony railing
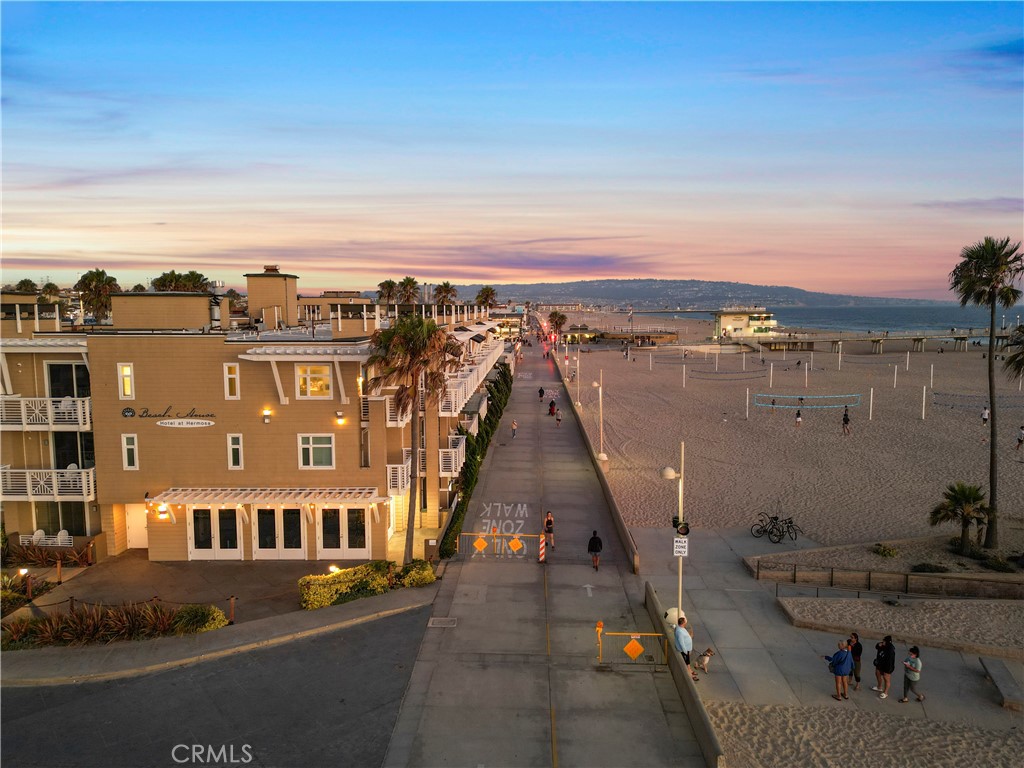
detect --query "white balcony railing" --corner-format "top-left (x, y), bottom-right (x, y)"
top-left (385, 396), bottom-right (412, 428)
top-left (1, 467), bottom-right (97, 501)
top-left (439, 340), bottom-right (503, 416)
top-left (0, 396), bottom-right (92, 431)
top-left (403, 447), bottom-right (427, 475)
top-left (439, 434), bottom-right (467, 477)
top-left (387, 455), bottom-right (412, 496)
top-left (460, 412), bottom-right (479, 436)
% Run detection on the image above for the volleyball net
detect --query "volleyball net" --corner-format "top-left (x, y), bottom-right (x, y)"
top-left (931, 392), bottom-right (1024, 410)
top-left (753, 393), bottom-right (861, 409)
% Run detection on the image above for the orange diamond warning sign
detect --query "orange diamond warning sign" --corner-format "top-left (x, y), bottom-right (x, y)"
top-left (473, 537), bottom-right (489, 553)
top-left (508, 537), bottom-right (523, 553)
top-left (623, 639), bottom-right (645, 660)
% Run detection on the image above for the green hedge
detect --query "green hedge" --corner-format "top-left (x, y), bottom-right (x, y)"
top-left (440, 362), bottom-right (513, 558)
top-left (298, 559), bottom-right (435, 610)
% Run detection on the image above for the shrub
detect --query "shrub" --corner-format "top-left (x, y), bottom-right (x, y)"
top-left (981, 557), bottom-right (1016, 573)
top-left (299, 561), bottom-right (393, 610)
top-left (947, 537), bottom-right (986, 560)
top-left (872, 543), bottom-right (899, 558)
top-left (61, 606), bottom-right (105, 645)
top-left (398, 559), bottom-right (436, 588)
top-left (172, 604), bottom-right (229, 634)
top-left (102, 603), bottom-right (148, 642)
top-left (1, 588), bottom-right (27, 616)
top-left (910, 563), bottom-right (950, 573)
top-left (141, 602), bottom-right (177, 635)
top-left (1, 617), bottom-right (35, 649)
top-left (31, 614), bottom-right (65, 646)
top-left (8, 544), bottom-right (87, 567)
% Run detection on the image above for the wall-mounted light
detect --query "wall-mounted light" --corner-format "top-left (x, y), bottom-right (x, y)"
top-left (157, 502), bottom-right (169, 519)
top-left (335, 410), bottom-right (345, 426)
top-left (262, 408), bottom-right (272, 424)
top-left (328, 565), bottom-right (341, 574)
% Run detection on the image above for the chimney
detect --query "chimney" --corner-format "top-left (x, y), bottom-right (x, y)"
top-left (263, 265), bottom-right (280, 274)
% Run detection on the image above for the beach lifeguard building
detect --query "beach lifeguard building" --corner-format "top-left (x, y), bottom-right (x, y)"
top-left (713, 307), bottom-right (778, 339)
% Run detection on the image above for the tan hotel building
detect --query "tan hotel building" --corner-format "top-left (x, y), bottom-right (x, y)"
top-left (1, 268), bottom-right (505, 563)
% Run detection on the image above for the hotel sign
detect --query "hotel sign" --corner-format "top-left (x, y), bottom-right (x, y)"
top-left (122, 406), bottom-right (216, 428)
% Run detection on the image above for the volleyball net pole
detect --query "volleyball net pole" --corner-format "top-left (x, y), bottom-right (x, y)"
top-left (870, 388), bottom-right (874, 421)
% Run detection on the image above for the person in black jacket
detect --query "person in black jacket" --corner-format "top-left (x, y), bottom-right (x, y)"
top-left (872, 635), bottom-right (896, 699)
top-left (848, 632), bottom-right (863, 691)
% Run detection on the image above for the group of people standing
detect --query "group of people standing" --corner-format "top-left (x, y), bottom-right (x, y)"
top-left (823, 633), bottom-right (925, 703)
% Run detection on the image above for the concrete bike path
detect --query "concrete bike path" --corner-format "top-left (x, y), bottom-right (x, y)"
top-left (384, 340), bottom-right (703, 767)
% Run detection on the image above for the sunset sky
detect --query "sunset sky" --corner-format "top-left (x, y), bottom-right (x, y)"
top-left (2, 2), bottom-right (1022, 301)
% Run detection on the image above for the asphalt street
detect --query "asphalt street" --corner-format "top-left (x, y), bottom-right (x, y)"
top-left (2, 606), bottom-right (430, 768)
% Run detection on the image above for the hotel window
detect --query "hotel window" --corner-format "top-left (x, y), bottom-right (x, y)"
top-left (296, 364), bottom-right (331, 399)
top-left (360, 427), bottom-right (370, 468)
top-left (122, 434), bottom-right (139, 470)
top-left (298, 434), bottom-right (334, 469)
top-left (117, 363), bottom-right (134, 400)
top-left (227, 434), bottom-right (244, 469)
top-left (224, 363), bottom-right (241, 399)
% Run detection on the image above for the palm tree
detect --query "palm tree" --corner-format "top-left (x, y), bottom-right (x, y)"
top-left (152, 270), bottom-right (210, 292)
top-left (367, 315), bottom-right (464, 564)
top-left (40, 282), bottom-right (61, 299)
top-left (398, 276), bottom-right (420, 305)
top-left (475, 286), bottom-right (498, 308)
top-left (433, 281), bottom-right (458, 305)
top-left (15, 279), bottom-right (38, 292)
top-left (74, 269), bottom-right (121, 320)
top-left (1003, 326), bottom-right (1024, 382)
top-left (930, 482), bottom-right (989, 556)
top-left (548, 311), bottom-right (568, 337)
top-left (949, 236), bottom-right (1023, 548)
top-left (130, 284), bottom-right (148, 293)
top-left (377, 279), bottom-right (398, 304)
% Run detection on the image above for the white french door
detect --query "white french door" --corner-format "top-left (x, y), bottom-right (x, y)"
top-left (188, 507), bottom-right (242, 560)
top-left (316, 507), bottom-right (370, 560)
top-left (252, 507), bottom-right (306, 560)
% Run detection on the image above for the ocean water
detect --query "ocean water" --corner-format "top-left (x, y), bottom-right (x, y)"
top-left (643, 305), bottom-right (1019, 334)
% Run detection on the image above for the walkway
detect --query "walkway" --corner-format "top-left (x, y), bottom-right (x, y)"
top-left (383, 340), bottom-right (702, 767)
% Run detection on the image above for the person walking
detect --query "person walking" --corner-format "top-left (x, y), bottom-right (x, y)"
top-left (982, 406), bottom-right (990, 426)
top-left (544, 511), bottom-right (555, 549)
top-left (587, 530), bottom-right (603, 571)
top-left (511, 419), bottom-right (518, 439)
top-left (842, 406), bottom-right (851, 436)
top-left (549, 400), bottom-right (556, 416)
top-left (1016, 425), bottom-right (1024, 451)
top-left (555, 409), bottom-right (562, 427)
top-left (823, 640), bottom-right (854, 700)
top-left (848, 632), bottom-right (863, 691)
top-left (674, 617), bottom-right (698, 682)
top-left (899, 646), bottom-right (925, 703)
top-left (795, 409), bottom-right (802, 429)
top-left (538, 387), bottom-right (545, 401)
top-left (872, 635), bottom-right (896, 698)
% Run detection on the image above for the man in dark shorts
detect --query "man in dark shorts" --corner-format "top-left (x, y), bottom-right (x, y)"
top-left (587, 530), bottom-right (603, 571)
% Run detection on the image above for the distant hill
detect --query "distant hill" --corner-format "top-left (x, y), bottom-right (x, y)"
top-left (407, 279), bottom-right (949, 309)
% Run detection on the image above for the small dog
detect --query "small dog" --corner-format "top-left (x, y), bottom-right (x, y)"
top-left (695, 648), bottom-right (716, 673)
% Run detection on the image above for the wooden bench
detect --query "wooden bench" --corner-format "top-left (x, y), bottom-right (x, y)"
top-left (980, 657), bottom-right (1024, 712)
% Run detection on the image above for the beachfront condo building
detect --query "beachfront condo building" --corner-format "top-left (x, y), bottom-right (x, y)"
top-left (0, 268), bottom-right (505, 564)
top-left (713, 307), bottom-right (779, 339)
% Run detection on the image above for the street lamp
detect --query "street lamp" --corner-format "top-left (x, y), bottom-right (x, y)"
top-left (574, 343), bottom-right (582, 406)
top-left (660, 441), bottom-right (686, 620)
top-left (591, 370), bottom-right (607, 461)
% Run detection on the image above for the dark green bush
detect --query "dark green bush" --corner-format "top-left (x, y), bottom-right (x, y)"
top-left (910, 563), bottom-right (950, 573)
top-left (872, 543), bottom-right (899, 558)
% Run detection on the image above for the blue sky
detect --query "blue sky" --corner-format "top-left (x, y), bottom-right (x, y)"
top-left (2, 1), bottom-right (1022, 300)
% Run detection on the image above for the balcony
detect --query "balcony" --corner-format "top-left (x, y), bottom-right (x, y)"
top-left (0, 396), bottom-right (92, 431)
top-left (439, 434), bottom-right (467, 477)
top-left (387, 456), bottom-right (412, 496)
top-left (1, 467), bottom-right (97, 501)
top-left (439, 339), bottom-right (503, 416)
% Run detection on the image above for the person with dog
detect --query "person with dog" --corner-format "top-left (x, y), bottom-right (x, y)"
top-left (823, 640), bottom-right (854, 700)
top-left (673, 617), bottom-right (698, 681)
top-left (872, 635), bottom-right (896, 699)
top-left (899, 646), bottom-right (925, 703)
top-left (848, 632), bottom-right (863, 691)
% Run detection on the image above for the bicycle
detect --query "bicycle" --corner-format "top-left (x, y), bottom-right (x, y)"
top-left (781, 517), bottom-right (803, 541)
top-left (750, 511), bottom-right (785, 543)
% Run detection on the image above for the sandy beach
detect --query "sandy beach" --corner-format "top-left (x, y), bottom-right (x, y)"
top-left (552, 310), bottom-right (1024, 767)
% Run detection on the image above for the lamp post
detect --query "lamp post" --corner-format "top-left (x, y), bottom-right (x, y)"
top-left (591, 370), bottom-right (607, 461)
top-left (574, 343), bottom-right (582, 406)
top-left (660, 441), bottom-right (685, 620)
